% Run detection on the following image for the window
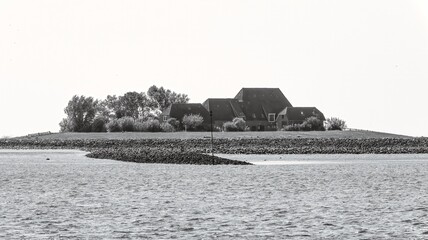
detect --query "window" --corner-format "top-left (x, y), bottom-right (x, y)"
top-left (163, 115), bottom-right (168, 121)
top-left (268, 113), bottom-right (275, 122)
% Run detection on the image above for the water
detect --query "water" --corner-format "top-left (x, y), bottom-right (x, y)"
top-left (1, 150), bottom-right (428, 239)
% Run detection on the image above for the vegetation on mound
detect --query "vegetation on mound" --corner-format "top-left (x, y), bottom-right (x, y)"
top-left (283, 116), bottom-right (325, 131)
top-left (223, 118), bottom-right (247, 132)
top-left (326, 117), bottom-right (347, 130)
top-left (60, 85), bottom-right (189, 133)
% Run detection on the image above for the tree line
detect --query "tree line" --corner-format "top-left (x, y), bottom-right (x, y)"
top-left (60, 85), bottom-right (189, 132)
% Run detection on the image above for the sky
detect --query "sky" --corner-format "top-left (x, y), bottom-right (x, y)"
top-left (1, 0), bottom-right (428, 137)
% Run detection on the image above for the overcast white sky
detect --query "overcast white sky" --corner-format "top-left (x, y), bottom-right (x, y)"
top-left (1, 0), bottom-right (428, 137)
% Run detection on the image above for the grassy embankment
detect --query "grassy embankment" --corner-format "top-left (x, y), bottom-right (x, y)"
top-left (16, 130), bottom-right (413, 140)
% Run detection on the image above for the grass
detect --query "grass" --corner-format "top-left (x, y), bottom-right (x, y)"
top-left (19, 130), bottom-right (412, 140)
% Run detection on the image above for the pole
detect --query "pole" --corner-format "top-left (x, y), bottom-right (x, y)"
top-left (210, 110), bottom-right (214, 157)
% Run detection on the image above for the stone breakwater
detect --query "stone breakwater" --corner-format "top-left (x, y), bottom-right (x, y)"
top-left (1, 138), bottom-right (428, 154)
top-left (86, 147), bottom-right (252, 165)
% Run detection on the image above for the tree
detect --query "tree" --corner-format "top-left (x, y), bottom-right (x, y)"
top-left (96, 99), bottom-right (114, 120)
top-left (182, 114), bottom-right (204, 131)
top-left (326, 117), bottom-right (347, 130)
top-left (61, 95), bottom-right (98, 132)
top-left (147, 85), bottom-right (189, 111)
top-left (102, 92), bottom-right (154, 119)
top-left (119, 92), bottom-right (151, 118)
top-left (59, 118), bottom-right (71, 132)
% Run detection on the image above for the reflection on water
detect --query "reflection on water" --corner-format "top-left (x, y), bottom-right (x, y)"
top-left (1, 150), bottom-right (428, 239)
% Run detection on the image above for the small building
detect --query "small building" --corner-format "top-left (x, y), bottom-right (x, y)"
top-left (276, 107), bottom-right (325, 129)
top-left (160, 103), bottom-right (211, 126)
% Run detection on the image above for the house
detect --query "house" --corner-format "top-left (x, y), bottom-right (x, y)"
top-left (160, 103), bottom-right (211, 128)
top-left (234, 88), bottom-right (293, 131)
top-left (276, 107), bottom-right (325, 129)
top-left (202, 98), bottom-right (245, 129)
top-left (160, 88), bottom-right (325, 131)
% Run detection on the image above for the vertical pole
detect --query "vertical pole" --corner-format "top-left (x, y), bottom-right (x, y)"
top-left (210, 110), bottom-right (214, 157)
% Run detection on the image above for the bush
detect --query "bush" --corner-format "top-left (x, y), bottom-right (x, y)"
top-left (166, 118), bottom-right (180, 130)
top-left (134, 122), bottom-right (145, 132)
top-left (223, 121), bottom-right (238, 132)
top-left (232, 118), bottom-right (246, 131)
top-left (118, 117), bottom-right (135, 132)
top-left (182, 114), bottom-right (204, 131)
top-left (283, 117), bottom-right (325, 131)
top-left (139, 112), bottom-right (159, 122)
top-left (91, 116), bottom-right (108, 132)
top-left (326, 117), bottom-right (347, 130)
top-left (141, 119), bottom-right (161, 132)
top-left (161, 123), bottom-right (175, 132)
top-left (106, 119), bottom-right (122, 132)
top-left (302, 116), bottom-right (325, 131)
top-left (283, 124), bottom-right (301, 131)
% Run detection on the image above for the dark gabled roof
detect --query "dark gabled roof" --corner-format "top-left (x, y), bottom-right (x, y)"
top-left (234, 88), bottom-right (293, 121)
top-left (162, 103), bottom-right (211, 122)
top-left (279, 107), bottom-right (325, 121)
top-left (202, 98), bottom-right (245, 121)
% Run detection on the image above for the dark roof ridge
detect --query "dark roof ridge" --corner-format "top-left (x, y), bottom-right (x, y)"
top-left (240, 87), bottom-right (281, 90)
top-left (286, 106), bottom-right (319, 109)
top-left (205, 98), bottom-right (236, 100)
top-left (170, 103), bottom-right (202, 105)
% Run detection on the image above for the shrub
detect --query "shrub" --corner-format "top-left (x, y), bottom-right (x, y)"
top-left (303, 116), bottom-right (325, 131)
top-left (283, 117), bottom-right (325, 131)
top-left (232, 118), bottom-right (246, 131)
top-left (106, 119), bottom-right (122, 132)
top-left (182, 114), bottom-right (204, 131)
top-left (161, 123), bottom-right (175, 132)
top-left (283, 124), bottom-right (301, 131)
top-left (166, 118), bottom-right (180, 130)
top-left (223, 121), bottom-right (238, 132)
top-left (91, 116), bottom-right (108, 132)
top-left (326, 117), bottom-right (347, 130)
top-left (139, 112), bottom-right (159, 122)
top-left (141, 119), bottom-right (161, 132)
top-left (118, 117), bottom-right (135, 132)
top-left (134, 121), bottom-right (145, 132)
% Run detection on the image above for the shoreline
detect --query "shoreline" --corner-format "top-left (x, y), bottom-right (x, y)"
top-left (1, 137), bottom-right (428, 165)
top-left (1, 137), bottom-right (428, 153)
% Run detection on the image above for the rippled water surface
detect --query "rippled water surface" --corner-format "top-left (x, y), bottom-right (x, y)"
top-left (1, 150), bottom-right (428, 239)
